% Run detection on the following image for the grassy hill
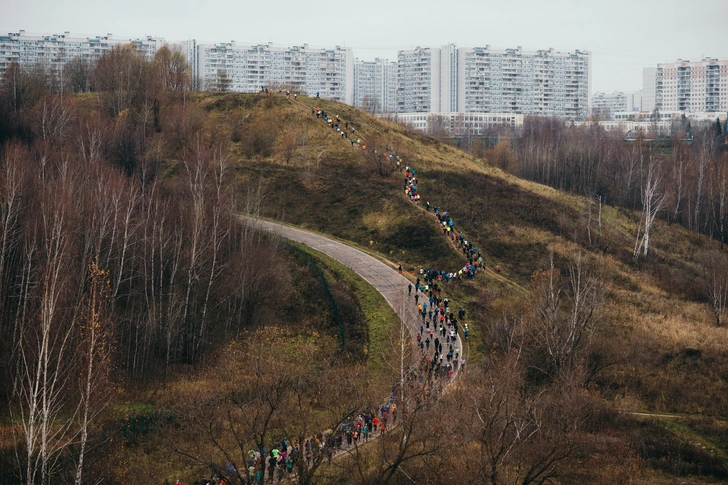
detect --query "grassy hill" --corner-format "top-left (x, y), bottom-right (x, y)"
top-left (4, 87), bottom-right (728, 483)
top-left (215, 92), bottom-right (728, 480)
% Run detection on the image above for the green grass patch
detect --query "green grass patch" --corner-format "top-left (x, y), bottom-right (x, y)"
top-left (288, 242), bottom-right (400, 395)
top-left (113, 402), bottom-right (155, 416)
top-left (659, 417), bottom-right (728, 466)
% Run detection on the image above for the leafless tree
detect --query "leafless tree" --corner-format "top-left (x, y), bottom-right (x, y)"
top-left (73, 261), bottom-right (113, 485)
top-left (360, 133), bottom-right (395, 177)
top-left (12, 174), bottom-right (79, 485)
top-left (703, 252), bottom-right (728, 327)
top-left (195, 142), bottom-right (232, 359)
top-left (529, 253), bottom-right (607, 378)
top-left (445, 337), bottom-right (596, 485)
top-left (669, 135), bottom-right (689, 224)
top-left (64, 57), bottom-right (94, 94)
top-left (152, 45), bottom-right (190, 92)
top-left (3, 61), bottom-right (51, 113)
top-left (92, 44), bottom-right (148, 116)
top-left (361, 96), bottom-right (381, 115)
top-left (633, 148), bottom-right (667, 261)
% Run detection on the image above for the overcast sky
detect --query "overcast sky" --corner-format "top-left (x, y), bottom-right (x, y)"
top-left (3, 0), bottom-right (727, 94)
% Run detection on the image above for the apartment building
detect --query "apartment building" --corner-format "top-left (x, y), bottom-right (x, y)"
top-left (457, 46), bottom-right (591, 120)
top-left (0, 30), bottom-right (164, 82)
top-left (642, 58), bottom-right (728, 113)
top-left (389, 44), bottom-right (591, 120)
top-left (353, 58), bottom-right (397, 113)
top-left (385, 111), bottom-right (524, 135)
top-left (0, 31), bottom-right (593, 120)
top-left (192, 41), bottom-right (353, 103)
top-left (393, 44), bottom-right (461, 114)
top-left (591, 90), bottom-right (642, 118)
top-left (0, 31), bottom-right (353, 103)
top-left (396, 46), bottom-right (440, 113)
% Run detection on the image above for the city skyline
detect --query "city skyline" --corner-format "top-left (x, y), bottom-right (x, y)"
top-left (0, 33), bottom-right (592, 120)
top-left (2, 0), bottom-right (727, 95)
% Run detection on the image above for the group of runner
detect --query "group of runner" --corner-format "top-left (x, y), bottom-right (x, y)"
top-left (236, 93), bottom-right (478, 484)
top-left (304, 94), bottom-right (479, 372)
top-left (221, 400), bottom-right (400, 484)
top-left (313, 107), bottom-right (363, 148)
top-left (400, 161), bottom-right (484, 279)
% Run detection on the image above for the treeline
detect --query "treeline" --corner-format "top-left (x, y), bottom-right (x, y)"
top-left (486, 118), bottom-right (728, 244)
top-left (1, 44), bottom-right (188, 138)
top-left (0, 45), bottom-right (291, 484)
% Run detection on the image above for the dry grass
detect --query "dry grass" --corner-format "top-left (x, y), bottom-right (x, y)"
top-left (175, 92), bottom-right (728, 479)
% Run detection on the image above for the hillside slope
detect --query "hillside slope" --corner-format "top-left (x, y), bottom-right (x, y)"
top-left (5, 87), bottom-right (726, 482)
top-left (218, 92), bottom-right (728, 480)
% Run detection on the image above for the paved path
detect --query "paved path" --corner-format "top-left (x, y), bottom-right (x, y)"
top-left (240, 216), bottom-right (462, 372)
top-left (243, 217), bottom-right (414, 335)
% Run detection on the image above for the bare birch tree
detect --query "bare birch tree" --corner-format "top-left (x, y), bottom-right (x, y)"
top-left (633, 148), bottom-right (667, 261)
top-left (529, 253), bottom-right (606, 377)
top-left (703, 252), bottom-right (728, 327)
top-left (12, 180), bottom-right (78, 485)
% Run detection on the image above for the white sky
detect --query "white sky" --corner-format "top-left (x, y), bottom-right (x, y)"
top-left (3, 0), bottom-right (727, 94)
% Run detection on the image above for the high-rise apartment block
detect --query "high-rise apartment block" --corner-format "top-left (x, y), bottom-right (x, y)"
top-left (642, 58), bottom-right (728, 113)
top-left (382, 45), bottom-right (591, 120)
top-left (457, 46), bottom-right (591, 119)
top-left (0, 31), bottom-right (354, 103)
top-left (393, 45), bottom-right (460, 114)
top-left (353, 58), bottom-right (397, 113)
top-left (591, 90), bottom-right (642, 118)
top-left (0, 31), bottom-right (592, 120)
top-left (0, 30), bottom-right (164, 82)
top-left (353, 44), bottom-right (590, 120)
top-left (396, 47), bottom-right (440, 113)
top-left (189, 42), bottom-right (353, 103)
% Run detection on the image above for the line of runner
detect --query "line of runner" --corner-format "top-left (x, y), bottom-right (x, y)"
top-left (199, 92), bottom-right (481, 485)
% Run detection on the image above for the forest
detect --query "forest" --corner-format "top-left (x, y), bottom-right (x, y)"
top-left (459, 115), bottom-right (728, 248)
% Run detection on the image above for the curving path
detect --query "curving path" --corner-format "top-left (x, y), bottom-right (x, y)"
top-left (240, 216), bottom-right (463, 373)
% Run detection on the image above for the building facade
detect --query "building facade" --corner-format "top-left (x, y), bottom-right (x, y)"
top-left (0, 30), bottom-right (164, 82)
top-left (353, 58), bottom-right (397, 113)
top-left (396, 46), bottom-right (441, 113)
top-left (643, 58), bottom-right (728, 113)
top-left (191, 41), bottom-right (353, 103)
top-left (1, 31), bottom-right (594, 120)
top-left (457, 46), bottom-right (590, 119)
top-left (591, 90), bottom-right (642, 118)
top-left (0, 32), bottom-right (354, 103)
top-left (591, 91), bottom-right (628, 118)
top-left (388, 44), bottom-right (591, 120)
